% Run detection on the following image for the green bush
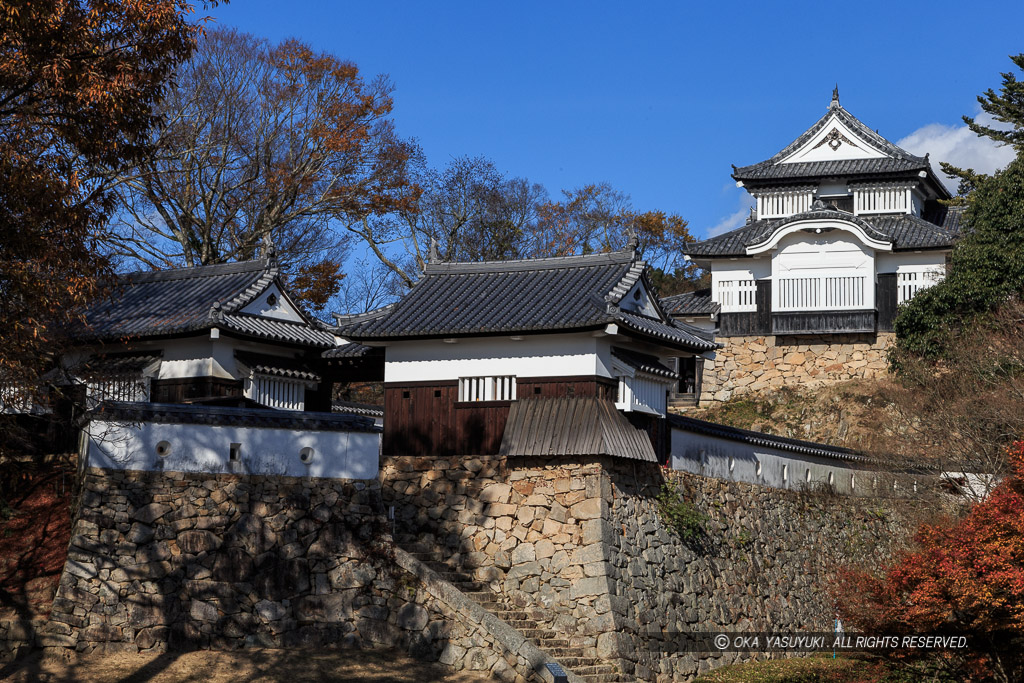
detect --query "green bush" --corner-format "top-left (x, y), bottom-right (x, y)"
top-left (657, 479), bottom-right (706, 540)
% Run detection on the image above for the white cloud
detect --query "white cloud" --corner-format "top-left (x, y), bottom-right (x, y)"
top-left (897, 111), bottom-right (1015, 193)
top-left (705, 193), bottom-right (755, 238)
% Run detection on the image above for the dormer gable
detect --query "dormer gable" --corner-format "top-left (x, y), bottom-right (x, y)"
top-left (619, 279), bottom-right (661, 319)
top-left (239, 282), bottom-right (305, 322)
top-left (778, 113), bottom-right (888, 165)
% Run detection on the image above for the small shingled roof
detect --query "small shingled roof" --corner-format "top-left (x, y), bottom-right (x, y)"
top-left (686, 206), bottom-right (959, 259)
top-left (661, 289), bottom-right (719, 316)
top-left (82, 260), bottom-right (335, 348)
top-left (332, 249), bottom-right (717, 353)
top-left (499, 397), bottom-right (657, 462)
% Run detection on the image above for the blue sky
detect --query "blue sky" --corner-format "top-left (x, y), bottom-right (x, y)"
top-left (207, 1), bottom-right (1022, 239)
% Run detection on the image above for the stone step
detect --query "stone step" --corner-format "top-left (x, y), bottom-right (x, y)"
top-left (506, 618), bottom-right (539, 629)
top-left (577, 674), bottom-right (628, 683)
top-left (521, 629), bottom-right (558, 640)
top-left (535, 638), bottom-right (570, 648)
top-left (559, 658), bottom-right (607, 668)
top-left (545, 647), bottom-right (586, 658)
top-left (572, 664), bottom-right (618, 676)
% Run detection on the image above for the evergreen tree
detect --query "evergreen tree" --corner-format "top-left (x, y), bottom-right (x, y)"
top-left (894, 55), bottom-right (1024, 362)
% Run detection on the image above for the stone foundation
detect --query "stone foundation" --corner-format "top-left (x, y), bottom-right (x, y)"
top-left (383, 454), bottom-right (917, 682)
top-left (47, 468), bottom-right (565, 682)
top-left (700, 332), bottom-right (895, 403)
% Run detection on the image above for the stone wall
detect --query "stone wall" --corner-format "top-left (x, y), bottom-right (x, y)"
top-left (601, 463), bottom-right (915, 681)
top-left (47, 468), bottom-right (563, 682)
top-left (382, 456), bottom-right (612, 648)
top-left (700, 333), bottom-right (895, 403)
top-left (384, 455), bottom-right (918, 682)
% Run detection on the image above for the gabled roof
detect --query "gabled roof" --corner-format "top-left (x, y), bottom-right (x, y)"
top-left (499, 397), bottom-right (657, 462)
top-left (82, 260), bottom-right (335, 348)
top-left (731, 96), bottom-right (950, 199)
top-left (661, 289), bottom-right (719, 316)
top-left (685, 205), bottom-right (960, 258)
top-left (332, 249), bottom-right (717, 353)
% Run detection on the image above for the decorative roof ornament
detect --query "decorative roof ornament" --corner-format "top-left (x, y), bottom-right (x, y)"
top-left (830, 84), bottom-right (840, 110)
top-left (625, 227), bottom-right (640, 255)
top-left (747, 207), bottom-right (756, 224)
top-left (427, 237), bottom-right (441, 265)
top-left (209, 301), bottom-right (223, 321)
top-left (810, 199), bottom-right (830, 212)
top-left (261, 232), bottom-right (278, 266)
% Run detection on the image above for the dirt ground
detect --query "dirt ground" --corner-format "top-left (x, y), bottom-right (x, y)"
top-left (0, 647), bottom-right (496, 682)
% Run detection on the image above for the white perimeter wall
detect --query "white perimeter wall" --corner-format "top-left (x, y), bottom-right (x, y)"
top-left (84, 419), bottom-right (380, 479)
top-left (671, 427), bottom-right (873, 495)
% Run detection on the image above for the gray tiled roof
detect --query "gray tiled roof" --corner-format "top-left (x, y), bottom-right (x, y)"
top-left (332, 400), bottom-right (384, 418)
top-left (92, 401), bottom-right (380, 433)
top-left (686, 209), bottom-right (957, 258)
top-left (322, 341), bottom-right (378, 359)
top-left (732, 103), bottom-right (935, 185)
top-left (82, 260), bottom-right (334, 348)
top-left (661, 289), bottom-right (719, 316)
top-left (332, 250), bottom-right (717, 353)
top-left (668, 414), bottom-right (870, 463)
top-left (611, 347), bottom-right (678, 380)
top-left (234, 352), bottom-right (320, 382)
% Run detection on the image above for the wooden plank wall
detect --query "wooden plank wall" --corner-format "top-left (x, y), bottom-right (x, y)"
top-left (876, 273), bottom-right (898, 332)
top-left (383, 376), bottom-right (619, 456)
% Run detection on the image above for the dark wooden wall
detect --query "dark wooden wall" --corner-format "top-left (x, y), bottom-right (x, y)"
top-left (876, 273), bottom-right (898, 332)
top-left (383, 375), bottom-right (619, 456)
top-left (151, 377), bottom-right (242, 404)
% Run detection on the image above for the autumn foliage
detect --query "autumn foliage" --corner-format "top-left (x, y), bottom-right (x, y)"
top-left (0, 0), bottom-right (204, 392)
top-left (835, 441), bottom-right (1024, 682)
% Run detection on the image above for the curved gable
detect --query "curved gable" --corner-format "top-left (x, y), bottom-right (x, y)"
top-left (746, 213), bottom-right (892, 255)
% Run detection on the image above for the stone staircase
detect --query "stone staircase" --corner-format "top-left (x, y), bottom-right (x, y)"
top-left (409, 549), bottom-right (627, 682)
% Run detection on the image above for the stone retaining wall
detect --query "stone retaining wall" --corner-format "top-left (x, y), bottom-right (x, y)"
top-left (382, 456), bottom-right (612, 648)
top-left (602, 464), bottom-right (915, 681)
top-left (47, 468), bottom-right (562, 682)
top-left (700, 333), bottom-right (895, 403)
top-left (384, 455), bottom-right (918, 682)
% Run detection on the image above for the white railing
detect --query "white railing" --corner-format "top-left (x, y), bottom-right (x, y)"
top-left (854, 186), bottom-right (911, 215)
top-left (616, 374), bottom-right (667, 416)
top-left (247, 375), bottom-right (307, 411)
top-left (895, 271), bottom-right (944, 305)
top-left (717, 279), bottom-right (757, 313)
top-left (777, 275), bottom-right (866, 311)
top-left (459, 376), bottom-right (516, 402)
top-left (756, 190), bottom-right (813, 218)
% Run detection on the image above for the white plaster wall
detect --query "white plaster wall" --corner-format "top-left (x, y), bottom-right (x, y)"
top-left (384, 334), bottom-right (607, 383)
top-left (772, 230), bottom-right (875, 310)
top-left (670, 428), bottom-right (869, 495)
top-left (875, 251), bottom-right (947, 275)
top-left (710, 258), bottom-right (770, 311)
top-left (84, 419), bottom-right (380, 479)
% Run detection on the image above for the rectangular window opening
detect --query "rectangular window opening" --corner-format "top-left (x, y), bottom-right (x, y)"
top-left (229, 443), bottom-right (242, 462)
top-left (459, 376), bottom-right (516, 402)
